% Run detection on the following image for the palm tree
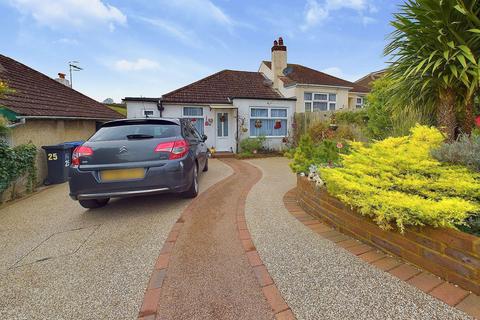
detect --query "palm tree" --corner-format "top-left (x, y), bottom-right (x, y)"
top-left (385, 0), bottom-right (480, 140)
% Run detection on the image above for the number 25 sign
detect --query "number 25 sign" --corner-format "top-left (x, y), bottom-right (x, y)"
top-left (47, 153), bottom-right (58, 161)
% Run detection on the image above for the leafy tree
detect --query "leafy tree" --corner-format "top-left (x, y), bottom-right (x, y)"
top-left (385, 0), bottom-right (480, 140)
top-left (365, 77), bottom-right (394, 139)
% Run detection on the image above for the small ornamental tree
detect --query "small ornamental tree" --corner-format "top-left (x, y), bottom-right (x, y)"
top-left (385, 0), bottom-right (480, 140)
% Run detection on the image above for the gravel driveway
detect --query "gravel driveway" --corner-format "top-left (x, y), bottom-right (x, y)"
top-left (0, 159), bottom-right (232, 320)
top-left (245, 157), bottom-right (470, 320)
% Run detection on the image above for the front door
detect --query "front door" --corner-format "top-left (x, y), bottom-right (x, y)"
top-left (215, 111), bottom-right (232, 152)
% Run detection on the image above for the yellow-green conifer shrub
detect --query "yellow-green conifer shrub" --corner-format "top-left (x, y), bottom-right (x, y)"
top-left (320, 125), bottom-right (480, 232)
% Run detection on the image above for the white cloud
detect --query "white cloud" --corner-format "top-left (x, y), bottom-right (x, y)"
top-left (162, 0), bottom-right (233, 26)
top-left (55, 37), bottom-right (79, 45)
top-left (138, 16), bottom-right (196, 45)
top-left (9, 0), bottom-right (126, 30)
top-left (301, 0), bottom-right (328, 31)
top-left (113, 58), bottom-right (160, 72)
top-left (326, 0), bottom-right (369, 11)
top-left (301, 0), bottom-right (376, 30)
top-left (362, 16), bottom-right (376, 26)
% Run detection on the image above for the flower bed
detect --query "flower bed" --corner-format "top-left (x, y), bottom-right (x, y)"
top-left (297, 175), bottom-right (480, 295)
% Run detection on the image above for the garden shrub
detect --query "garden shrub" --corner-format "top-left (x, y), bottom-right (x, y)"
top-left (239, 136), bottom-right (266, 156)
top-left (307, 121), bottom-right (332, 143)
top-left (289, 135), bottom-right (348, 174)
top-left (307, 120), bottom-right (364, 143)
top-left (335, 110), bottom-right (368, 126)
top-left (0, 141), bottom-right (37, 198)
top-left (319, 125), bottom-right (480, 233)
top-left (432, 133), bottom-right (480, 172)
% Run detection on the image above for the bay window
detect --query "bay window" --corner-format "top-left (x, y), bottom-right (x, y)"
top-left (305, 92), bottom-right (336, 112)
top-left (249, 107), bottom-right (288, 137)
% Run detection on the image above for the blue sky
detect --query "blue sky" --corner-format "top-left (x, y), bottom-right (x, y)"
top-left (0, 0), bottom-right (403, 102)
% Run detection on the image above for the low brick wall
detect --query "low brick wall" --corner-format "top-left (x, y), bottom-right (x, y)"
top-left (297, 176), bottom-right (480, 295)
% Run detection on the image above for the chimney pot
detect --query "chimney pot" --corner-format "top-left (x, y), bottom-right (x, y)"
top-left (58, 73), bottom-right (66, 79)
top-left (274, 40), bottom-right (278, 46)
top-left (278, 37), bottom-right (284, 45)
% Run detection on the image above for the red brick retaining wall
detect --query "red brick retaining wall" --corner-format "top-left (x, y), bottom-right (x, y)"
top-left (297, 176), bottom-right (480, 295)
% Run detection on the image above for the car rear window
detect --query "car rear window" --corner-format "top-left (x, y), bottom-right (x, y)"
top-left (89, 124), bottom-right (181, 142)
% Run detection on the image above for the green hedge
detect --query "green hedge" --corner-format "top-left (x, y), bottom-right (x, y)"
top-left (0, 141), bottom-right (37, 198)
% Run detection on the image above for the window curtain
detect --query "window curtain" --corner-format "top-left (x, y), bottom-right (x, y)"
top-left (251, 108), bottom-right (268, 117)
top-left (249, 119), bottom-right (287, 136)
top-left (184, 107), bottom-right (203, 116)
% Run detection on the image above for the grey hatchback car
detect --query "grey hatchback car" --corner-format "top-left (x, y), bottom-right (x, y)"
top-left (69, 118), bottom-right (208, 209)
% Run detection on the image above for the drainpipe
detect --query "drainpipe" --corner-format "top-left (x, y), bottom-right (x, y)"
top-left (157, 99), bottom-right (164, 117)
top-left (236, 109), bottom-right (239, 153)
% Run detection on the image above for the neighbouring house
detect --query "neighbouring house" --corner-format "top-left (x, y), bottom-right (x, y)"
top-left (0, 54), bottom-right (123, 185)
top-left (125, 37), bottom-right (373, 153)
top-left (355, 69), bottom-right (387, 89)
top-left (259, 37), bottom-right (370, 113)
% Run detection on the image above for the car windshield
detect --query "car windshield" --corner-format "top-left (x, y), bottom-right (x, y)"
top-left (89, 124), bottom-right (181, 142)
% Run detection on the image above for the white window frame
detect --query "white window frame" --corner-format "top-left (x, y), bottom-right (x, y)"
top-left (182, 107), bottom-right (204, 133)
top-left (249, 107), bottom-right (288, 138)
top-left (304, 92), bottom-right (337, 112)
top-left (356, 97), bottom-right (364, 109)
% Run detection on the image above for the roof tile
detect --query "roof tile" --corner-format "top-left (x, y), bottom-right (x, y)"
top-left (0, 54), bottom-right (122, 119)
top-left (263, 61), bottom-right (370, 93)
top-left (162, 70), bottom-right (283, 104)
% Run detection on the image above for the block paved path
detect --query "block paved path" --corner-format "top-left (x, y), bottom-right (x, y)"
top-left (147, 159), bottom-right (280, 320)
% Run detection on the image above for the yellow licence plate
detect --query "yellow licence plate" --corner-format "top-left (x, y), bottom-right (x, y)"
top-left (100, 168), bottom-right (145, 182)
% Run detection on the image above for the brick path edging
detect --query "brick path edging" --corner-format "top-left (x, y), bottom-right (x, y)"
top-left (137, 215), bottom-right (185, 320)
top-left (296, 176), bottom-right (480, 296)
top-left (137, 160), bottom-right (296, 320)
top-left (284, 187), bottom-right (480, 319)
top-left (236, 188), bottom-right (296, 320)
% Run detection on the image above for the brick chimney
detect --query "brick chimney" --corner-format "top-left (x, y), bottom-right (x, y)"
top-left (55, 72), bottom-right (70, 87)
top-left (271, 37), bottom-right (287, 89)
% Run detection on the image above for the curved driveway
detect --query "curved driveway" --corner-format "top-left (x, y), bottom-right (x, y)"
top-left (155, 159), bottom-right (273, 319)
top-left (0, 159), bottom-right (232, 320)
top-left (245, 157), bottom-right (470, 320)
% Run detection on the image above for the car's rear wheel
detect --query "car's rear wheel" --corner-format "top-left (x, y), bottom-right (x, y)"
top-left (182, 164), bottom-right (199, 198)
top-left (203, 158), bottom-right (208, 172)
top-left (79, 198), bottom-right (110, 209)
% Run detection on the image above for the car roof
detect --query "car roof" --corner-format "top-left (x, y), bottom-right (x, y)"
top-left (101, 118), bottom-right (181, 128)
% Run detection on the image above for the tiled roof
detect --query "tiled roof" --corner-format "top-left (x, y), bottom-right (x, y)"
top-left (162, 70), bottom-right (286, 104)
top-left (0, 54), bottom-right (122, 120)
top-left (355, 69), bottom-right (387, 89)
top-left (351, 83), bottom-right (370, 93)
top-left (262, 61), bottom-right (370, 93)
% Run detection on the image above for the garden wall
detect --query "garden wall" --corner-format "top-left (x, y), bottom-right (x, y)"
top-left (297, 176), bottom-right (480, 295)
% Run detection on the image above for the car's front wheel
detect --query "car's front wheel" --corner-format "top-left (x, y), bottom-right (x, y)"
top-left (182, 164), bottom-right (199, 198)
top-left (79, 198), bottom-right (110, 209)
